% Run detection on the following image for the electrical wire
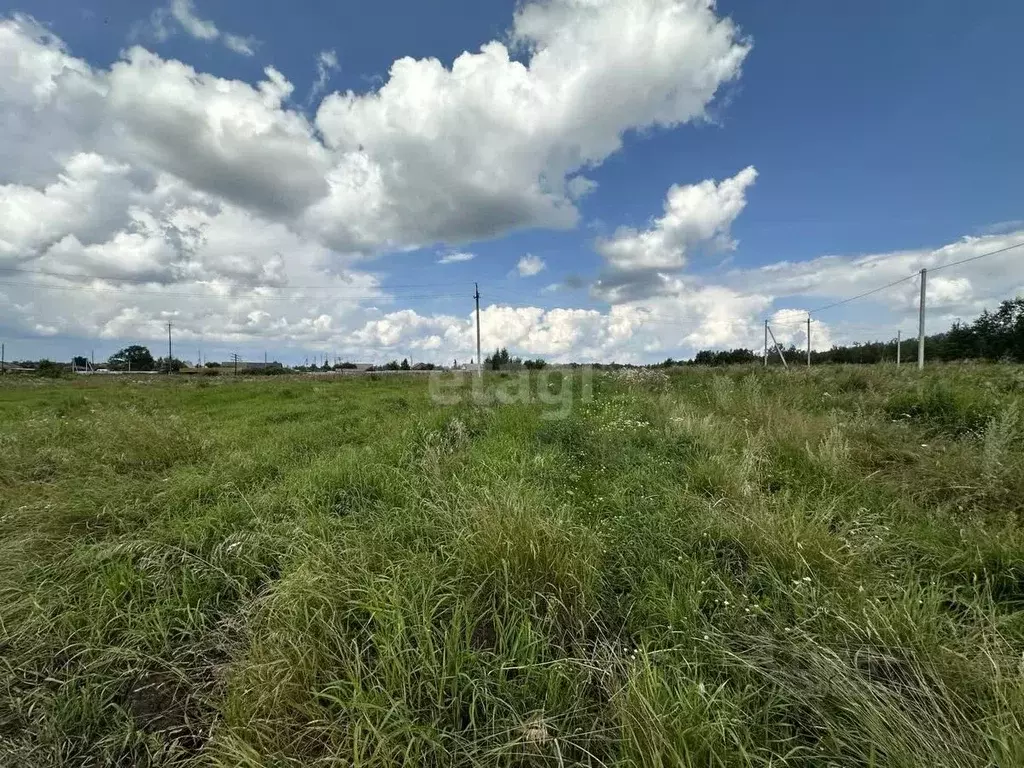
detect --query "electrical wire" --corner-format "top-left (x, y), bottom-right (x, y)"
top-left (928, 240), bottom-right (1024, 273)
top-left (804, 239), bottom-right (1024, 316)
top-left (806, 273), bottom-right (918, 316)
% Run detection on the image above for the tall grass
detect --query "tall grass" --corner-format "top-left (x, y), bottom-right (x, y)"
top-left (1, 366), bottom-right (1022, 766)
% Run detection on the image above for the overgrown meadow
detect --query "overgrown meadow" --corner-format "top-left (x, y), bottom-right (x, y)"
top-left (1, 365), bottom-right (1023, 767)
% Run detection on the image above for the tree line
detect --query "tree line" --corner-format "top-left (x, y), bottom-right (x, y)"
top-left (684, 296), bottom-right (1024, 367)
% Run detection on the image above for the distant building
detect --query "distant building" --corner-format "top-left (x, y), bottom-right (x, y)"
top-left (221, 361), bottom-right (284, 370)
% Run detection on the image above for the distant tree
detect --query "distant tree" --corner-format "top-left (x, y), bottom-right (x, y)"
top-left (523, 358), bottom-right (547, 370)
top-left (338, 361), bottom-right (357, 370)
top-left (205, 361), bottom-right (219, 368)
top-left (485, 347), bottom-right (522, 370)
top-left (109, 345), bottom-right (154, 371)
top-left (72, 356), bottom-right (89, 369)
top-left (384, 360), bottom-right (401, 371)
top-left (400, 358), bottom-right (411, 371)
top-left (35, 359), bottom-right (65, 378)
top-left (154, 356), bottom-right (185, 373)
top-left (693, 348), bottom-right (758, 366)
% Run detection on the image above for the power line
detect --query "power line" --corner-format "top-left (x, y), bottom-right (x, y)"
top-left (807, 273), bottom-right (918, 315)
top-left (928, 240), bottom-right (1024, 273)
top-left (806, 240), bottom-right (1024, 316)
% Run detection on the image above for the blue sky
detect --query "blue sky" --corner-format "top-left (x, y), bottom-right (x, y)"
top-left (1, 0), bottom-right (1021, 365)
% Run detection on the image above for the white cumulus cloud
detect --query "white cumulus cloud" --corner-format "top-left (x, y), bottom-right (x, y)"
top-left (597, 166), bottom-right (757, 271)
top-left (516, 254), bottom-right (546, 277)
top-left (309, 0), bottom-right (750, 252)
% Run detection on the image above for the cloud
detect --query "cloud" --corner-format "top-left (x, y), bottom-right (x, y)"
top-left (437, 252), bottom-right (475, 265)
top-left (307, 49), bottom-right (339, 106)
top-left (169, 0), bottom-right (217, 41)
top-left (140, 0), bottom-right (258, 56)
top-left (309, 0), bottom-right (750, 252)
top-left (597, 166), bottom-right (757, 272)
top-left (977, 220), bottom-right (1024, 236)
top-left (516, 254), bottom-right (546, 277)
top-left (2, 1), bottom-right (748, 261)
top-left (223, 33), bottom-right (257, 57)
top-left (723, 231), bottom-right (1024, 320)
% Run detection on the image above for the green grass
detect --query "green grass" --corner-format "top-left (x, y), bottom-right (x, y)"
top-left (1, 365), bottom-right (1023, 767)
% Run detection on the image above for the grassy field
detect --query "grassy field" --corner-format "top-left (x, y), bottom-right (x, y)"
top-left (1, 365), bottom-right (1023, 767)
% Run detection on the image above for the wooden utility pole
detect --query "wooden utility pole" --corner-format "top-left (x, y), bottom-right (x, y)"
top-left (767, 323), bottom-right (788, 369)
top-left (917, 268), bottom-right (927, 370)
top-left (167, 322), bottom-right (173, 371)
top-left (896, 330), bottom-right (901, 366)
top-left (806, 316), bottom-right (811, 367)
top-left (1, 342), bottom-right (4, 375)
top-left (474, 282), bottom-right (482, 377)
top-left (763, 320), bottom-right (768, 367)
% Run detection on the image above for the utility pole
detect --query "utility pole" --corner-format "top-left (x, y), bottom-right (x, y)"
top-left (896, 330), bottom-right (901, 366)
top-left (167, 321), bottom-right (173, 372)
top-left (917, 268), bottom-right (927, 370)
top-left (1, 342), bottom-right (4, 375)
top-left (767, 323), bottom-right (789, 369)
top-left (474, 282), bottom-right (482, 377)
top-left (806, 316), bottom-right (811, 367)
top-left (763, 320), bottom-right (768, 367)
